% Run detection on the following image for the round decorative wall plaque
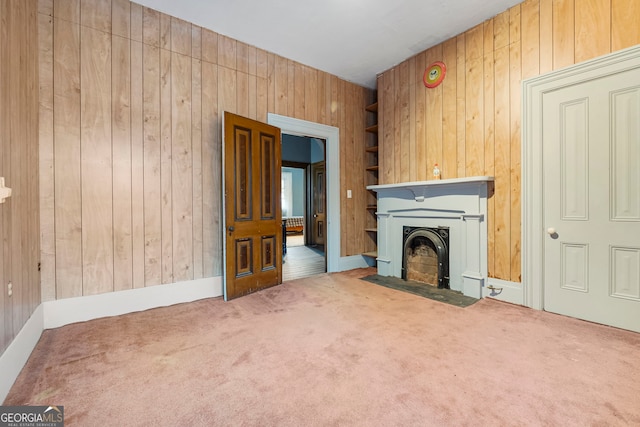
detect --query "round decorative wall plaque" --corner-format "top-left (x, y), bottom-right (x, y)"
top-left (423, 61), bottom-right (446, 88)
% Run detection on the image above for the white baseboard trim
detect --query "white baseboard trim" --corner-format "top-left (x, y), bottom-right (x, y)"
top-left (336, 255), bottom-right (372, 272)
top-left (482, 278), bottom-right (524, 306)
top-left (0, 304), bottom-right (44, 404)
top-left (44, 277), bottom-right (223, 330)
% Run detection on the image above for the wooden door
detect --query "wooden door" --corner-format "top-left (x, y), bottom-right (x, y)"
top-left (310, 161), bottom-right (325, 247)
top-left (543, 68), bottom-right (640, 332)
top-left (223, 112), bottom-right (282, 300)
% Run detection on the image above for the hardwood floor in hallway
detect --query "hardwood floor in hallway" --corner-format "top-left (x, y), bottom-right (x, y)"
top-left (283, 235), bottom-right (326, 281)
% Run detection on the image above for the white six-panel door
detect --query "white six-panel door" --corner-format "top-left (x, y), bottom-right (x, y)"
top-left (542, 68), bottom-right (640, 332)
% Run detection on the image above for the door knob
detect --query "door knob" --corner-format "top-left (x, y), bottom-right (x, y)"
top-left (228, 226), bottom-right (235, 232)
top-left (313, 214), bottom-right (318, 218)
top-left (547, 227), bottom-right (556, 235)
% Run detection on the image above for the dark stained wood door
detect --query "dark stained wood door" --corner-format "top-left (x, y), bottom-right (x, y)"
top-left (310, 161), bottom-right (325, 246)
top-left (223, 112), bottom-right (282, 300)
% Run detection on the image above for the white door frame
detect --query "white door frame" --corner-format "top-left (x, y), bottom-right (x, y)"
top-left (522, 45), bottom-right (640, 310)
top-left (267, 113), bottom-right (341, 273)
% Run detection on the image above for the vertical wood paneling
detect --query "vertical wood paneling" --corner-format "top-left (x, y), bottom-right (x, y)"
top-left (415, 53), bottom-right (427, 181)
top-left (171, 17), bottom-right (191, 56)
top-left (441, 41), bottom-right (457, 180)
top-left (54, 17), bottom-right (82, 299)
top-left (494, 10), bottom-right (510, 49)
top-left (39, 10), bottom-right (55, 302)
top-left (509, 41), bottom-right (522, 282)
top-left (553, 0), bottom-right (575, 69)
top-left (160, 47), bottom-right (173, 284)
top-left (521, 0), bottom-right (540, 79)
top-left (237, 71), bottom-right (249, 117)
top-left (426, 46), bottom-right (443, 178)
top-left (130, 3), bottom-right (142, 42)
top-left (1, 0), bottom-right (7, 349)
top-left (305, 66), bottom-right (318, 122)
top-left (131, 39), bottom-right (145, 289)
top-left (456, 35), bottom-right (466, 177)
top-left (483, 23), bottom-right (496, 277)
top-left (266, 53), bottom-right (276, 117)
top-left (201, 62), bottom-right (218, 277)
top-left (192, 58), bottom-right (203, 280)
top-left (575, 0), bottom-right (610, 63)
top-left (236, 42), bottom-right (248, 75)
top-left (81, 0), bottom-right (110, 33)
top-left (39, 0), bottom-right (53, 16)
top-left (112, 34), bottom-right (132, 291)
top-left (191, 25), bottom-right (201, 60)
top-left (274, 56), bottom-right (288, 115)
top-left (493, 44), bottom-right (511, 280)
top-left (612, 0), bottom-right (640, 51)
top-left (398, 61), bottom-right (410, 183)
top-left (81, 26), bottom-right (113, 295)
top-left (539, 0), bottom-right (553, 73)
top-left (465, 25), bottom-right (484, 177)
top-left (465, 55), bottom-right (484, 176)
top-left (2, 0), bottom-right (39, 350)
top-left (159, 12), bottom-right (170, 50)
top-left (218, 35), bottom-right (236, 74)
top-left (286, 60), bottom-right (295, 119)
top-left (143, 42), bottom-right (161, 287)
top-left (408, 57), bottom-right (416, 181)
top-left (142, 7), bottom-right (159, 47)
top-left (201, 29), bottom-right (217, 64)
top-left (171, 52), bottom-right (193, 282)
top-left (54, 0), bottom-right (79, 23)
top-left (111, 0), bottom-right (129, 38)
top-left (294, 62), bottom-right (305, 118)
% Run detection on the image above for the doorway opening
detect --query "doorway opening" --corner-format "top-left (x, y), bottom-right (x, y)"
top-left (281, 134), bottom-right (326, 281)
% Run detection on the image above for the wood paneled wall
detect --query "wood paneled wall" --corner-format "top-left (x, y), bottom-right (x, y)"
top-left (0, 0), bottom-right (40, 353)
top-left (38, 0), bottom-right (374, 301)
top-left (377, 0), bottom-right (640, 283)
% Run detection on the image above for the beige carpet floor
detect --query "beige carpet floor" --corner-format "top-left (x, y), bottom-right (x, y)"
top-left (5, 268), bottom-right (640, 426)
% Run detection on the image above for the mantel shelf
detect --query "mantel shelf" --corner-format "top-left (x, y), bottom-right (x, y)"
top-left (368, 176), bottom-right (494, 202)
top-left (367, 176), bottom-right (494, 192)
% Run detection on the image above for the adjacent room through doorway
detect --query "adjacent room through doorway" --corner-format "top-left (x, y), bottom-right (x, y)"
top-left (281, 134), bottom-right (326, 281)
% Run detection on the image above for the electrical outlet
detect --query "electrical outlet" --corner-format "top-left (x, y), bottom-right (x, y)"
top-left (8, 282), bottom-right (12, 297)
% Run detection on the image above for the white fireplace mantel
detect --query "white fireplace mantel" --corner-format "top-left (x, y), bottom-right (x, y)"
top-left (367, 176), bottom-right (494, 299)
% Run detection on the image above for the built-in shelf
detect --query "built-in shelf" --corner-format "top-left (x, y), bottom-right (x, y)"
top-left (365, 102), bottom-right (378, 113)
top-left (365, 99), bottom-right (379, 266)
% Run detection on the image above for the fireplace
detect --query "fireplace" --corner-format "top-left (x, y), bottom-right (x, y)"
top-left (367, 176), bottom-right (493, 299)
top-left (402, 226), bottom-right (449, 288)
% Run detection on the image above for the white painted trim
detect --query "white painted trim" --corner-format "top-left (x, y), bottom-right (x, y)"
top-left (337, 255), bottom-right (372, 271)
top-left (0, 304), bottom-right (44, 403)
top-left (483, 278), bottom-right (524, 306)
top-left (267, 113), bottom-right (341, 273)
top-left (522, 45), bottom-right (640, 310)
top-left (44, 277), bottom-right (222, 329)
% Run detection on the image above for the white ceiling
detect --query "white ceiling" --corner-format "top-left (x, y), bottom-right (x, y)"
top-left (136, 0), bottom-right (523, 89)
